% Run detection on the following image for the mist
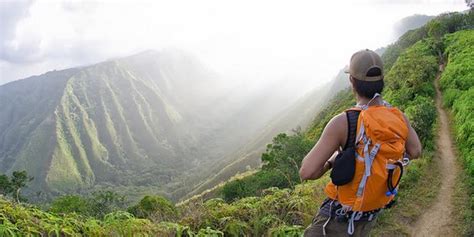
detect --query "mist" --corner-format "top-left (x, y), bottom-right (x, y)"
top-left (0, 0), bottom-right (468, 95)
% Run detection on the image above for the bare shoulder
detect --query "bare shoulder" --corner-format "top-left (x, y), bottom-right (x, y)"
top-left (328, 112), bottom-right (347, 126)
top-left (324, 112), bottom-right (347, 147)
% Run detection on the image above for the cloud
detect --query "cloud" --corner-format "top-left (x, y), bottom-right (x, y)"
top-left (0, 0), bottom-right (37, 63)
top-left (61, 0), bottom-right (99, 13)
top-left (0, 0), bottom-right (123, 73)
top-left (0, 0), bottom-right (468, 86)
top-left (0, 0), bottom-right (33, 40)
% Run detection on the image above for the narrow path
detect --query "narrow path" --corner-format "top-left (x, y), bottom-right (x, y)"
top-left (411, 64), bottom-right (458, 236)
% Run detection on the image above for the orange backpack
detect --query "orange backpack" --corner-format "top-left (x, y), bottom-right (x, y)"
top-left (325, 99), bottom-right (409, 212)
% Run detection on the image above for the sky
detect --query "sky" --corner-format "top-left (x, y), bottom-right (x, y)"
top-left (0, 0), bottom-right (468, 92)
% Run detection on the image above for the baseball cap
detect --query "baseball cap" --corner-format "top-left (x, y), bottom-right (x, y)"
top-left (344, 49), bottom-right (384, 81)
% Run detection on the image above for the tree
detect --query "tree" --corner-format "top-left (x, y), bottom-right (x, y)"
top-left (405, 96), bottom-right (437, 149)
top-left (427, 20), bottom-right (447, 59)
top-left (0, 171), bottom-right (33, 202)
top-left (261, 130), bottom-right (313, 185)
top-left (89, 191), bottom-right (127, 218)
top-left (0, 174), bottom-right (12, 195)
top-left (10, 171), bottom-right (34, 202)
top-left (50, 195), bottom-right (91, 215)
top-left (49, 191), bottom-right (128, 218)
top-left (221, 179), bottom-right (255, 202)
top-left (128, 195), bottom-right (177, 222)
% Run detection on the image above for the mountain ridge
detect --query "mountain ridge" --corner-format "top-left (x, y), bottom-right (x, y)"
top-left (0, 49), bottom-right (327, 201)
top-left (1, 50), bottom-right (236, 198)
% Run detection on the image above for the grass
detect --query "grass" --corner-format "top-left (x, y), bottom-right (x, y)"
top-left (371, 151), bottom-right (441, 236)
top-left (453, 164), bottom-right (474, 236)
top-left (439, 30), bottom-right (474, 237)
top-left (177, 169), bottom-right (259, 207)
top-left (445, 108), bottom-right (473, 237)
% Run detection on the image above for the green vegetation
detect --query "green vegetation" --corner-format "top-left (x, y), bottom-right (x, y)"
top-left (222, 131), bottom-right (313, 202)
top-left (0, 11), bottom-right (472, 237)
top-left (221, 170), bottom-right (288, 202)
top-left (49, 195), bottom-right (90, 216)
top-left (0, 184), bottom-right (325, 236)
top-left (50, 191), bottom-right (127, 219)
top-left (439, 29), bottom-right (474, 236)
top-left (384, 39), bottom-right (438, 147)
top-left (382, 11), bottom-right (473, 71)
top-left (0, 171), bottom-right (33, 203)
top-left (0, 197), bottom-right (203, 236)
top-left (128, 195), bottom-right (177, 222)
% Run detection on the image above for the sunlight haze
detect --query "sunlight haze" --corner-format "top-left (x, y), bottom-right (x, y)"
top-left (0, 0), bottom-right (468, 93)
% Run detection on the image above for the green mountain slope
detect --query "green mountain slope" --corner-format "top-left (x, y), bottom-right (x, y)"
top-left (1, 49), bottom-right (324, 200)
top-left (393, 14), bottom-right (435, 38)
top-left (0, 69), bottom-right (79, 191)
top-left (2, 50), bottom-right (224, 197)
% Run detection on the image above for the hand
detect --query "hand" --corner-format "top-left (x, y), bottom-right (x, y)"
top-left (326, 159), bottom-right (334, 169)
top-left (325, 150), bottom-right (340, 171)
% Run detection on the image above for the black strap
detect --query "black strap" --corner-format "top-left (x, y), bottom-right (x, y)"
top-left (343, 110), bottom-right (360, 150)
top-left (387, 161), bottom-right (404, 193)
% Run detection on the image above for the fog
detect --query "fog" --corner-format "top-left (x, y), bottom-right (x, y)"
top-left (0, 0), bottom-right (468, 95)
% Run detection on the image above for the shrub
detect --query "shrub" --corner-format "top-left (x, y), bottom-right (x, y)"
top-left (50, 195), bottom-right (91, 216)
top-left (128, 195), bottom-right (177, 222)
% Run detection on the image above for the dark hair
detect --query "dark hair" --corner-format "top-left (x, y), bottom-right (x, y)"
top-left (351, 76), bottom-right (384, 98)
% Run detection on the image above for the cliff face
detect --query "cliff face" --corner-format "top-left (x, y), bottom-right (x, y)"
top-left (0, 50), bottom-right (246, 196)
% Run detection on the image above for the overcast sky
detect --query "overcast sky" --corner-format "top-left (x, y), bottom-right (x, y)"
top-left (0, 0), bottom-right (468, 91)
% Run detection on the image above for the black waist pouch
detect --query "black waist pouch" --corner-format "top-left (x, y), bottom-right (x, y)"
top-left (330, 147), bottom-right (356, 185)
top-left (329, 110), bottom-right (360, 186)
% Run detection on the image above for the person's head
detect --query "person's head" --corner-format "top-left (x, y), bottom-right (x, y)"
top-left (345, 49), bottom-right (384, 99)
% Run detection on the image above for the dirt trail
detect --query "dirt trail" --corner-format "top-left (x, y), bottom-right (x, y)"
top-left (411, 64), bottom-right (458, 236)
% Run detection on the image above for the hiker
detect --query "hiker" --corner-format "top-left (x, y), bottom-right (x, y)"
top-left (299, 49), bottom-right (422, 237)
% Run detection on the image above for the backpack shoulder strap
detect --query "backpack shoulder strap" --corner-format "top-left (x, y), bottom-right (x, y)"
top-left (343, 109), bottom-right (361, 150)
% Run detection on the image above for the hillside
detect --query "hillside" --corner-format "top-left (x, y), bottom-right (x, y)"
top-left (0, 49), bottom-right (327, 201)
top-left (1, 50), bottom-right (226, 198)
top-left (393, 14), bottom-right (435, 38)
top-left (0, 10), bottom-right (471, 237)
top-left (439, 29), bottom-right (474, 236)
top-left (181, 77), bottom-right (335, 200)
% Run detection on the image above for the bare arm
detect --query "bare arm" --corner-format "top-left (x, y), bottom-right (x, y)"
top-left (310, 151), bottom-right (339, 179)
top-left (299, 113), bottom-right (346, 181)
top-left (403, 114), bottom-right (422, 159)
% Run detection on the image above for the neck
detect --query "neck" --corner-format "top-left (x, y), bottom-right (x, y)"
top-left (356, 94), bottom-right (382, 106)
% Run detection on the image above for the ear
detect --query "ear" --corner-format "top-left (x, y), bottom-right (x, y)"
top-left (349, 76), bottom-right (357, 95)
